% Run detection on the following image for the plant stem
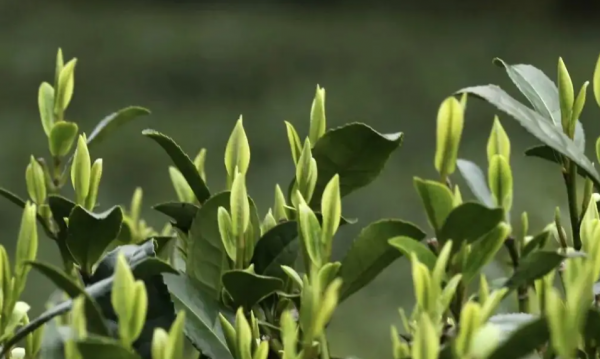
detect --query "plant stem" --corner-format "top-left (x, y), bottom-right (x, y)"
top-left (505, 237), bottom-right (529, 313)
top-left (319, 335), bottom-right (330, 359)
top-left (564, 160), bottom-right (581, 250)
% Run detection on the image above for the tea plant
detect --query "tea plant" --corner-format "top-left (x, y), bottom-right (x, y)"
top-left (2, 48), bottom-right (600, 359)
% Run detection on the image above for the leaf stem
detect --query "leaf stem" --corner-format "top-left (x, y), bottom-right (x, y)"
top-left (563, 160), bottom-right (581, 250)
top-left (319, 334), bottom-right (330, 359)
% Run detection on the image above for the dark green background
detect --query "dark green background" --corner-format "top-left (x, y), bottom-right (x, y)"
top-left (1, 2), bottom-right (600, 358)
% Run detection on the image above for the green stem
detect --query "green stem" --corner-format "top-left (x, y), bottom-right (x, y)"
top-left (235, 233), bottom-right (246, 269)
top-left (564, 160), bottom-right (581, 250)
top-left (319, 334), bottom-right (330, 359)
top-left (505, 238), bottom-right (529, 313)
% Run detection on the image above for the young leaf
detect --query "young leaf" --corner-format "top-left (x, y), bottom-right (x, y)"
top-left (414, 177), bottom-right (454, 234)
top-left (71, 135), bottom-right (91, 206)
top-left (488, 154), bottom-right (513, 213)
top-left (455, 302), bottom-right (482, 357)
top-left (218, 207), bottom-right (236, 262)
top-left (463, 223), bottom-right (511, 283)
top-left (14, 202), bottom-right (38, 289)
top-left (49, 121), bottom-right (79, 157)
top-left (594, 53), bottom-right (600, 109)
top-left (313, 278), bottom-right (342, 337)
top-left (273, 184), bottom-right (288, 221)
top-left (251, 221), bottom-right (299, 280)
top-left (54, 58), bottom-right (77, 115)
top-left (487, 116), bottom-right (510, 161)
top-left (557, 57), bottom-right (574, 135)
top-left (260, 209), bottom-right (277, 235)
top-left (434, 96), bottom-right (464, 179)
top-left (86, 107), bottom-right (151, 149)
top-left (301, 123), bottom-right (403, 208)
top-left (456, 85), bottom-right (600, 187)
top-left (284, 121), bottom-right (303, 165)
top-left (230, 172), bottom-right (250, 238)
top-left (320, 174), bottom-right (341, 253)
top-left (162, 273), bottom-right (233, 359)
top-left (25, 156), bottom-right (46, 205)
top-left (142, 129), bottom-right (211, 204)
top-left (76, 338), bottom-right (142, 359)
top-left (221, 270), bottom-right (283, 310)
top-left (298, 201), bottom-right (323, 268)
top-left (486, 316), bottom-right (547, 359)
top-left (309, 85), bottom-right (326, 144)
top-left (388, 236), bottom-right (436, 270)
top-left (438, 202), bottom-right (505, 247)
top-left (338, 219), bottom-right (425, 301)
top-left (66, 205), bottom-right (124, 275)
top-left (456, 159), bottom-right (495, 208)
top-left (38, 82), bottom-right (55, 136)
top-left (187, 191), bottom-right (260, 299)
top-left (571, 81), bottom-right (589, 131)
top-left (224, 117), bottom-right (251, 186)
top-left (85, 159), bottom-right (103, 210)
top-left (169, 167), bottom-right (195, 203)
top-left (411, 313), bottom-right (438, 359)
top-left (193, 148), bottom-right (207, 183)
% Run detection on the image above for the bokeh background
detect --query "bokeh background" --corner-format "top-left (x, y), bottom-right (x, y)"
top-left (2, 1), bottom-right (600, 358)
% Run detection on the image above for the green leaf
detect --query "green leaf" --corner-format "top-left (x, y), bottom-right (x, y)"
top-left (0, 188), bottom-right (54, 240)
top-left (187, 192), bottom-right (260, 299)
top-left (303, 123), bottom-right (403, 208)
top-left (221, 270), bottom-right (283, 310)
top-left (338, 219), bottom-right (426, 301)
top-left (524, 145), bottom-right (588, 177)
top-left (38, 82), bottom-right (55, 136)
top-left (284, 121), bottom-right (303, 165)
top-left (456, 159), bottom-right (494, 208)
top-left (504, 251), bottom-right (565, 290)
top-left (142, 129), bottom-right (211, 204)
top-left (25, 261), bottom-right (110, 336)
top-left (163, 273), bottom-right (233, 359)
top-left (414, 177), bottom-right (455, 234)
top-left (251, 221), bottom-right (299, 280)
top-left (594, 54), bottom-right (600, 109)
top-left (488, 155), bottom-right (513, 213)
top-left (493, 58), bottom-right (560, 126)
top-left (463, 223), bottom-right (511, 283)
top-left (487, 116), bottom-right (511, 161)
top-left (87, 107), bottom-right (151, 149)
top-left (54, 58), bottom-right (77, 114)
top-left (439, 202), bottom-right (505, 247)
top-left (309, 85), bottom-right (327, 144)
top-left (456, 85), bottom-right (600, 187)
top-left (152, 202), bottom-right (199, 233)
top-left (49, 121), bottom-right (79, 157)
top-left (487, 316), bottom-right (548, 359)
top-left (521, 230), bottom-right (551, 258)
top-left (388, 236), bottom-right (436, 270)
top-left (434, 96), bottom-right (464, 179)
top-left (66, 205), bottom-right (124, 274)
top-left (584, 308), bottom-right (600, 344)
top-left (77, 337), bottom-right (142, 359)
top-left (224, 117), bottom-right (251, 181)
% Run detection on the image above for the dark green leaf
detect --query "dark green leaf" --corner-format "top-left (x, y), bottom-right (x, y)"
top-left (87, 107), bottom-right (151, 149)
top-left (439, 202), bottom-right (505, 247)
top-left (503, 251), bottom-right (565, 290)
top-left (0, 187), bottom-right (55, 239)
top-left (456, 159), bottom-right (494, 208)
top-left (584, 308), bottom-right (600, 344)
top-left (142, 129), bottom-right (210, 204)
top-left (187, 191), bottom-right (260, 299)
top-left (463, 224), bottom-right (509, 283)
top-left (163, 273), bottom-right (233, 359)
top-left (77, 337), bottom-right (142, 359)
top-left (49, 121), bottom-right (79, 157)
top-left (413, 177), bottom-right (454, 234)
top-left (302, 123), bottom-right (403, 208)
top-left (487, 316), bottom-right (548, 359)
top-left (48, 194), bottom-right (76, 235)
top-left (456, 85), bottom-right (600, 187)
top-left (25, 260), bottom-right (110, 336)
top-left (66, 205), bottom-right (124, 274)
top-left (251, 221), bottom-right (299, 280)
top-left (222, 270), bottom-right (283, 310)
top-left (338, 219), bottom-right (426, 301)
top-left (525, 145), bottom-right (588, 177)
top-left (388, 236), bottom-right (436, 270)
top-left (153, 202), bottom-right (199, 233)
top-left (521, 230), bottom-right (551, 258)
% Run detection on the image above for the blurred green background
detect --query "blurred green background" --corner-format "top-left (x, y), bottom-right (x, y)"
top-left (2, 2), bottom-right (600, 358)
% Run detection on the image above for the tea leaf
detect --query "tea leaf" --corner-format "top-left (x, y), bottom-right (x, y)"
top-left (49, 121), bottom-right (79, 157)
top-left (439, 202), bottom-right (505, 247)
top-left (309, 85), bottom-right (327, 144)
top-left (224, 117), bottom-right (251, 183)
top-left (521, 229), bottom-right (551, 258)
top-left (66, 205), bottom-right (124, 275)
top-left (594, 53), bottom-right (600, 109)
top-left (77, 337), bottom-right (142, 359)
top-left (152, 202), bottom-right (199, 233)
top-left (457, 85), bottom-right (600, 187)
top-left (54, 58), bottom-right (77, 114)
top-left (251, 221), bottom-right (299, 281)
top-left (304, 123), bottom-right (402, 208)
top-left (487, 316), bottom-right (548, 359)
top-left (38, 82), bottom-right (55, 136)
top-left (463, 223), bottom-right (511, 283)
top-left (86, 107), bottom-right (150, 149)
top-left (221, 270), bottom-right (283, 310)
top-left (338, 219), bottom-right (425, 301)
top-left (388, 236), bottom-right (436, 270)
top-left (488, 155), bottom-right (513, 213)
top-left (487, 116), bottom-right (511, 161)
top-left (142, 129), bottom-right (211, 204)
top-left (456, 159), bottom-right (494, 208)
top-left (163, 273), bottom-right (233, 359)
top-left (284, 121), bottom-right (303, 165)
top-left (187, 192), bottom-right (260, 299)
top-left (414, 177), bottom-right (454, 234)
top-left (504, 251), bottom-right (565, 290)
top-left (434, 97), bottom-right (464, 179)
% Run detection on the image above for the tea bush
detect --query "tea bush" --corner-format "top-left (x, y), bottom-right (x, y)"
top-left (0, 49), bottom-right (600, 359)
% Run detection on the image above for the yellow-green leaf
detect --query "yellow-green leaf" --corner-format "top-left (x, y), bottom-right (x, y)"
top-left (571, 81), bottom-right (589, 136)
top-left (230, 172), bottom-right (250, 238)
top-left (593, 53), bottom-right (600, 109)
top-left (298, 201), bottom-right (323, 268)
top-left (25, 156), bottom-right (46, 205)
top-left (456, 301), bottom-right (482, 357)
top-left (284, 121), bottom-right (303, 165)
top-left (273, 184), bottom-right (288, 221)
top-left (194, 148), bottom-right (207, 183)
top-left (557, 57), bottom-right (574, 134)
top-left (168, 166), bottom-right (194, 203)
top-left (235, 308), bottom-right (253, 359)
top-left (38, 82), bottom-right (55, 136)
top-left (85, 159), bottom-right (103, 210)
top-left (48, 121), bottom-right (79, 157)
top-left (488, 154), bottom-right (513, 213)
top-left (434, 96), bottom-right (464, 179)
top-left (218, 207), bottom-right (236, 262)
top-left (320, 174), bottom-right (341, 252)
top-left (71, 135), bottom-right (91, 206)
top-left (225, 116), bottom-right (251, 187)
top-left (309, 85), bottom-right (326, 144)
top-left (313, 278), bottom-right (342, 337)
top-left (411, 313), bottom-right (438, 359)
top-left (54, 58), bottom-right (77, 115)
top-left (487, 116), bottom-right (511, 162)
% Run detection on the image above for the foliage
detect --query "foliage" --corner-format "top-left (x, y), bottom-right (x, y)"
top-left (1, 48), bottom-right (600, 359)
